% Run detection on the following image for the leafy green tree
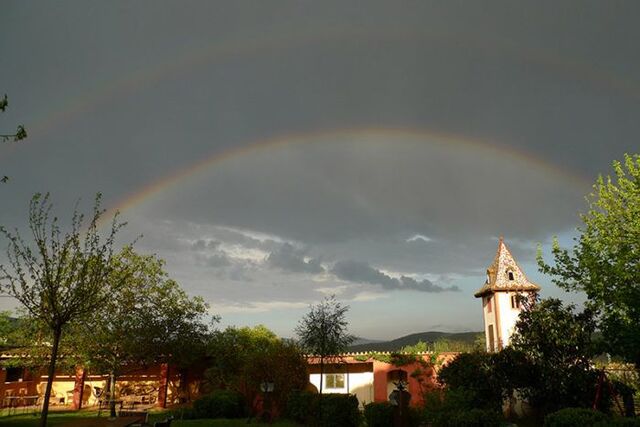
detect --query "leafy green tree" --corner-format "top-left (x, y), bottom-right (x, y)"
top-left (538, 154), bottom-right (640, 369)
top-left (295, 295), bottom-right (354, 395)
top-left (510, 297), bottom-right (601, 415)
top-left (205, 325), bottom-right (308, 418)
top-left (1, 94), bottom-right (27, 183)
top-left (0, 193), bottom-right (125, 427)
top-left (70, 246), bottom-right (211, 417)
top-left (437, 351), bottom-right (503, 411)
top-left (0, 310), bottom-right (21, 348)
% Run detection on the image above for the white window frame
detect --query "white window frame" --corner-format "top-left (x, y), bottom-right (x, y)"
top-left (324, 373), bottom-right (346, 390)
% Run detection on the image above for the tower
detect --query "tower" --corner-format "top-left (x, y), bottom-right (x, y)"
top-left (474, 238), bottom-right (540, 352)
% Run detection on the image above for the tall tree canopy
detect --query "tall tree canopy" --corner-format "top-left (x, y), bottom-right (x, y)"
top-left (70, 246), bottom-right (211, 416)
top-left (205, 325), bottom-right (308, 417)
top-left (0, 193), bottom-right (126, 426)
top-left (510, 297), bottom-right (600, 414)
top-left (295, 295), bottom-right (354, 394)
top-left (538, 154), bottom-right (640, 368)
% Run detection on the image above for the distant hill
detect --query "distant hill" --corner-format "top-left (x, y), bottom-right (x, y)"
top-left (348, 331), bottom-right (482, 352)
top-left (350, 336), bottom-right (385, 347)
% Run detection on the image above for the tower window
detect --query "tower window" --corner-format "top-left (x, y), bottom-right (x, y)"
top-left (511, 294), bottom-right (521, 309)
top-left (508, 271), bottom-right (514, 281)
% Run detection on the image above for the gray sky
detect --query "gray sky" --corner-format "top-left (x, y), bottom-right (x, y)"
top-left (1, 1), bottom-right (638, 339)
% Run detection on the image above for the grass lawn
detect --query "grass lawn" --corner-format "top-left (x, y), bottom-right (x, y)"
top-left (0, 409), bottom-right (299, 426)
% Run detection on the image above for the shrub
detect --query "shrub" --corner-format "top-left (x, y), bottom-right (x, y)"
top-left (285, 391), bottom-right (360, 426)
top-left (285, 390), bottom-right (318, 424)
top-left (320, 393), bottom-right (361, 427)
top-left (423, 389), bottom-right (502, 427)
top-left (544, 408), bottom-right (608, 427)
top-left (364, 402), bottom-right (394, 427)
top-left (189, 389), bottom-right (246, 419)
top-left (437, 351), bottom-right (503, 411)
top-left (364, 401), bottom-right (422, 427)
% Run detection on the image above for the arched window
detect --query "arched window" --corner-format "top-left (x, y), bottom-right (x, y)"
top-left (507, 270), bottom-right (514, 281)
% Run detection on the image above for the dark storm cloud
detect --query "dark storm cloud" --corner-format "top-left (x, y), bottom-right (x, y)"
top-left (1, 1), bottom-right (639, 334)
top-left (332, 260), bottom-right (458, 293)
top-left (266, 243), bottom-right (324, 274)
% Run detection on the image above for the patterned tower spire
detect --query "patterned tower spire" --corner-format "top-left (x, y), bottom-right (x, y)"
top-left (474, 237), bottom-right (540, 298)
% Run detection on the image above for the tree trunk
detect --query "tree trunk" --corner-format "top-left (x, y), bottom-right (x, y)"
top-left (318, 357), bottom-right (324, 424)
top-left (319, 358), bottom-right (324, 395)
top-left (109, 372), bottom-right (117, 418)
top-left (40, 325), bottom-right (62, 427)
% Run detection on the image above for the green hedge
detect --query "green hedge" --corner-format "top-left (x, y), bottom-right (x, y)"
top-left (285, 391), bottom-right (360, 427)
top-left (364, 402), bottom-right (421, 427)
top-left (187, 389), bottom-right (246, 419)
top-left (422, 389), bottom-right (502, 427)
top-left (544, 408), bottom-right (608, 427)
top-left (364, 402), bottom-right (395, 427)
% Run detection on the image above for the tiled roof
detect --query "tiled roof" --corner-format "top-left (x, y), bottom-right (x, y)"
top-left (474, 237), bottom-right (540, 298)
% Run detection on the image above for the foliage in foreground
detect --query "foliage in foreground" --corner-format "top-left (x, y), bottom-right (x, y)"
top-left (422, 388), bottom-right (503, 427)
top-left (510, 297), bottom-right (603, 414)
top-left (363, 401), bottom-right (421, 427)
top-left (0, 193), bottom-right (127, 427)
top-left (538, 153), bottom-right (640, 369)
top-left (295, 295), bottom-right (354, 395)
top-left (286, 391), bottom-right (360, 427)
top-left (543, 407), bottom-right (610, 427)
top-left (437, 298), bottom-right (611, 419)
top-left (185, 390), bottom-right (247, 419)
top-left (70, 245), bottom-right (211, 415)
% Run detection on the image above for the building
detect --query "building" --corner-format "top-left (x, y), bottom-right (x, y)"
top-left (474, 238), bottom-right (540, 352)
top-left (306, 352), bottom-right (456, 407)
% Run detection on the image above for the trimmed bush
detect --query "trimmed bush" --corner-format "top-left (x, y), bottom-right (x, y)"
top-left (320, 394), bottom-right (361, 427)
top-left (189, 389), bottom-right (246, 419)
top-left (364, 402), bottom-right (394, 427)
top-left (364, 401), bottom-right (421, 427)
top-left (422, 389), bottom-right (502, 427)
top-left (286, 390), bottom-right (318, 424)
top-left (544, 408), bottom-right (608, 427)
top-left (285, 391), bottom-right (360, 426)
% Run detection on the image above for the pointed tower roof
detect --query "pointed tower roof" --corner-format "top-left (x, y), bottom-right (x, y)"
top-left (474, 237), bottom-right (541, 298)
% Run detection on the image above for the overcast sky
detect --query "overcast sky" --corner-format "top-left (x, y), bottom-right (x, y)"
top-left (1, 1), bottom-right (638, 339)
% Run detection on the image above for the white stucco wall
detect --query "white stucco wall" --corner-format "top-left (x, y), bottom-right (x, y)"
top-left (496, 292), bottom-right (523, 348)
top-left (309, 371), bottom-right (374, 407)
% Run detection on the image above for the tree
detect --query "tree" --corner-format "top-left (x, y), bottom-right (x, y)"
top-left (69, 246), bottom-right (211, 417)
top-left (1, 94), bottom-right (27, 183)
top-left (509, 297), bottom-right (601, 415)
top-left (295, 295), bottom-right (354, 395)
top-left (538, 154), bottom-right (640, 369)
top-left (204, 325), bottom-right (308, 419)
top-left (0, 193), bottom-right (125, 427)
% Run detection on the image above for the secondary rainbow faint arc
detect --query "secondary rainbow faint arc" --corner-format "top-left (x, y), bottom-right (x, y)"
top-left (99, 127), bottom-right (591, 225)
top-left (28, 26), bottom-right (640, 140)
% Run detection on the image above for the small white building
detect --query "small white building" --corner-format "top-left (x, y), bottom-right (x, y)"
top-left (474, 238), bottom-right (540, 352)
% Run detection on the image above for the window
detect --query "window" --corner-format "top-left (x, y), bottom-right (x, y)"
top-left (507, 270), bottom-right (514, 281)
top-left (5, 367), bottom-right (23, 382)
top-left (486, 296), bottom-right (492, 313)
top-left (325, 373), bottom-right (345, 389)
top-left (511, 294), bottom-right (521, 309)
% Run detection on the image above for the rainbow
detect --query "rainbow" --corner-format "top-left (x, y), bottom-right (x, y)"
top-left (99, 126), bottom-right (591, 224)
top-left (25, 26), bottom-right (640, 142)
